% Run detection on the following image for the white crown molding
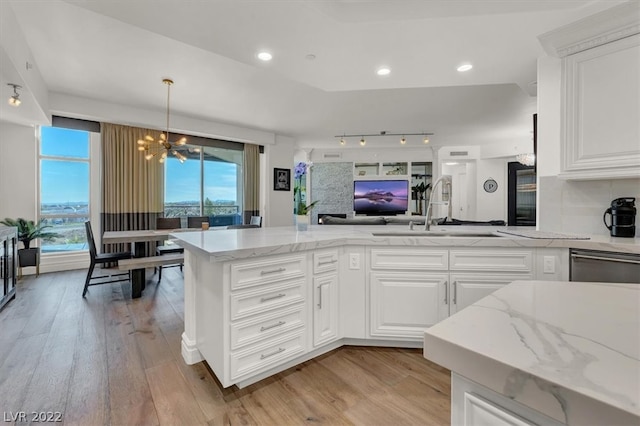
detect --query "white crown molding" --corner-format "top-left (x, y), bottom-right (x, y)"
top-left (538, 1), bottom-right (640, 58)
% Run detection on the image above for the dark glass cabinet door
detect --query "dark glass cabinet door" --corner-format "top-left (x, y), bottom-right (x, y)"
top-left (508, 162), bottom-right (536, 226)
top-left (1, 229), bottom-right (17, 311)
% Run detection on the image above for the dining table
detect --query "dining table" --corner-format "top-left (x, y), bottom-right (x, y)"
top-left (102, 228), bottom-right (188, 298)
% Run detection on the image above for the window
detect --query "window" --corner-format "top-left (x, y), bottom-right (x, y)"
top-left (164, 144), bottom-right (243, 226)
top-left (39, 126), bottom-right (91, 252)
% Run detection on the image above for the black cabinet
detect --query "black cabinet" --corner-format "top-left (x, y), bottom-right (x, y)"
top-left (0, 227), bottom-right (17, 311)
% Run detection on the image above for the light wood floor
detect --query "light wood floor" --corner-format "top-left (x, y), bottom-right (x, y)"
top-left (0, 267), bottom-right (451, 425)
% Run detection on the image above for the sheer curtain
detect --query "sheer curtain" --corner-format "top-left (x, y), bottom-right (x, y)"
top-left (243, 144), bottom-right (260, 224)
top-left (100, 123), bottom-right (165, 254)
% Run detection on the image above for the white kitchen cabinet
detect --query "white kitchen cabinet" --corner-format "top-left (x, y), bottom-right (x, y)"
top-left (368, 247), bottom-right (535, 341)
top-left (196, 252), bottom-right (309, 387)
top-left (539, 3), bottom-right (640, 180)
top-left (448, 273), bottom-right (533, 315)
top-left (370, 271), bottom-right (448, 339)
top-left (368, 248), bottom-right (449, 341)
top-left (452, 374), bottom-right (563, 426)
top-left (312, 249), bottom-right (340, 347)
top-left (313, 273), bottom-right (339, 346)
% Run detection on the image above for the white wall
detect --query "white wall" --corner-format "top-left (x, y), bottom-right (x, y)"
top-left (476, 159), bottom-right (508, 221)
top-left (0, 122), bottom-right (37, 220)
top-left (266, 135), bottom-right (296, 227)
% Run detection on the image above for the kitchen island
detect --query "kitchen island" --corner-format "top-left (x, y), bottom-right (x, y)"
top-left (170, 225), bottom-right (639, 389)
top-left (423, 280), bottom-right (639, 426)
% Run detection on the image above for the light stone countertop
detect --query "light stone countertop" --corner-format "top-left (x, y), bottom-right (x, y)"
top-left (423, 280), bottom-right (640, 424)
top-left (170, 225), bottom-right (640, 261)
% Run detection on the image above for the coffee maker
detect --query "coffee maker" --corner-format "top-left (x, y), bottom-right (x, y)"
top-left (603, 197), bottom-right (636, 238)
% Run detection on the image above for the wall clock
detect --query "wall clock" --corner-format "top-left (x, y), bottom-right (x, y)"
top-left (483, 178), bottom-right (498, 193)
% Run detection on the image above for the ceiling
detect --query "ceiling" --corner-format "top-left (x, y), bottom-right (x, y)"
top-left (1, 0), bottom-right (625, 149)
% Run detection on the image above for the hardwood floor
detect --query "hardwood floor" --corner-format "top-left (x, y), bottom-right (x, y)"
top-left (0, 268), bottom-right (451, 425)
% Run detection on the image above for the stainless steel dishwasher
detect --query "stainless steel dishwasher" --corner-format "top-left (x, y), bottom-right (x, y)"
top-left (570, 249), bottom-right (640, 284)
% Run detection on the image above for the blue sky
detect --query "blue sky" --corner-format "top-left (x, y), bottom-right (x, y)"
top-left (40, 127), bottom-right (89, 204)
top-left (41, 126), bottom-right (239, 204)
top-left (165, 156), bottom-right (238, 203)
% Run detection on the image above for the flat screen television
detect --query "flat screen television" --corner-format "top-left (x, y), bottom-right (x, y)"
top-left (354, 180), bottom-right (408, 216)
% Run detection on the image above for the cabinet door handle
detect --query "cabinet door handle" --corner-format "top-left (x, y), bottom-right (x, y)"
top-left (318, 259), bottom-right (337, 266)
top-left (444, 281), bottom-right (448, 304)
top-left (317, 284), bottom-right (324, 309)
top-left (453, 281), bottom-right (457, 305)
top-left (260, 321), bottom-right (286, 332)
top-left (260, 267), bottom-right (286, 275)
top-left (260, 347), bottom-right (285, 360)
top-left (260, 293), bottom-right (286, 303)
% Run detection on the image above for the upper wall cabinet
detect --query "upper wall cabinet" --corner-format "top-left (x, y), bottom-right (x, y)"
top-left (539, 2), bottom-right (640, 180)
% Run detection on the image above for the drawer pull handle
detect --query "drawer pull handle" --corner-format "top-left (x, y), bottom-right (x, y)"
top-left (453, 281), bottom-right (457, 305)
top-left (318, 259), bottom-right (337, 265)
top-left (444, 281), bottom-right (448, 304)
top-left (260, 293), bottom-right (286, 303)
top-left (260, 267), bottom-right (286, 275)
top-left (260, 347), bottom-right (285, 360)
top-left (260, 321), bottom-right (286, 332)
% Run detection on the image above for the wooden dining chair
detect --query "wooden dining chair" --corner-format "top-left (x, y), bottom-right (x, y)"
top-left (187, 216), bottom-right (210, 228)
top-left (156, 217), bottom-right (183, 282)
top-left (82, 221), bottom-right (131, 297)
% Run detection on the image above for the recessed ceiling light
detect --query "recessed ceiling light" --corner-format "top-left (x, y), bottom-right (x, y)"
top-left (257, 51), bottom-right (272, 61)
top-left (445, 162), bottom-right (459, 166)
top-left (377, 67), bottom-right (391, 76)
top-left (457, 64), bottom-right (473, 72)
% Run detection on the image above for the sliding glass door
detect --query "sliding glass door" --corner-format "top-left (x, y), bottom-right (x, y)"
top-left (164, 144), bottom-right (243, 227)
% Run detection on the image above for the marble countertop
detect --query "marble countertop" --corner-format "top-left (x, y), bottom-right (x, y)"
top-left (170, 225), bottom-right (640, 261)
top-left (424, 280), bottom-right (640, 422)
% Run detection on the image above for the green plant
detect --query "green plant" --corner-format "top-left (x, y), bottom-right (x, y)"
top-left (294, 162), bottom-right (318, 215)
top-left (0, 218), bottom-right (61, 249)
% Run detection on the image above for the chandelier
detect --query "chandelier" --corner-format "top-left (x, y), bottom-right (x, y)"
top-left (138, 78), bottom-right (188, 163)
top-left (516, 153), bottom-right (536, 166)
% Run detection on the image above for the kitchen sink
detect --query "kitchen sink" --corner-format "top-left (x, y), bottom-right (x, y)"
top-left (371, 230), bottom-right (504, 237)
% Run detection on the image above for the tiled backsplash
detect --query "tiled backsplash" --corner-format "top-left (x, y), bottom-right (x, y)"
top-left (539, 176), bottom-right (640, 237)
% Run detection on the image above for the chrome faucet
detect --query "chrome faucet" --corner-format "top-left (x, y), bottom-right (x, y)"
top-left (424, 175), bottom-right (452, 230)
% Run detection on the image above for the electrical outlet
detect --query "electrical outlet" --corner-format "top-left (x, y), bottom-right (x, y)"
top-left (349, 253), bottom-right (360, 270)
top-left (543, 256), bottom-right (555, 274)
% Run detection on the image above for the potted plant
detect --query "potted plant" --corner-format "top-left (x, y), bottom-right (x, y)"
top-left (293, 162), bottom-right (318, 230)
top-left (0, 218), bottom-right (60, 273)
top-left (411, 182), bottom-right (431, 216)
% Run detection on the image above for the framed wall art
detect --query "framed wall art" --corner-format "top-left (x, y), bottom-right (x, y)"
top-left (273, 168), bottom-right (291, 191)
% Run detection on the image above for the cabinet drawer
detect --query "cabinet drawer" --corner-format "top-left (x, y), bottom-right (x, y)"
top-left (313, 250), bottom-right (339, 274)
top-left (230, 279), bottom-right (305, 321)
top-left (230, 254), bottom-right (306, 290)
top-left (230, 330), bottom-right (306, 381)
top-left (450, 250), bottom-right (533, 273)
top-left (230, 304), bottom-right (305, 351)
top-left (370, 248), bottom-right (448, 270)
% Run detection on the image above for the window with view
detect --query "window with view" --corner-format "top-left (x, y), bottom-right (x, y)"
top-left (164, 144), bottom-right (243, 227)
top-left (39, 126), bottom-right (91, 252)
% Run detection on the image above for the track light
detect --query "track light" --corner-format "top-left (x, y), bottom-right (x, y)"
top-left (335, 131), bottom-right (433, 146)
top-left (7, 84), bottom-right (21, 107)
